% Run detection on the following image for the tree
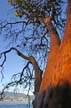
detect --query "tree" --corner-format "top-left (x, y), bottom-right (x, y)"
top-left (0, 0), bottom-right (65, 96)
top-left (33, 0), bottom-right (71, 108)
top-left (0, 0), bottom-right (71, 108)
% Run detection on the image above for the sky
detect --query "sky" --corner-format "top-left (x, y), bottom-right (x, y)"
top-left (0, 0), bottom-right (33, 95)
top-left (0, 0), bottom-right (67, 95)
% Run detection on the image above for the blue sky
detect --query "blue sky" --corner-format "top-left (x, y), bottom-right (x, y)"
top-left (0, 0), bottom-right (33, 95)
top-left (0, 0), bottom-right (23, 90)
top-left (0, 0), bottom-right (67, 95)
top-left (0, 0), bottom-right (12, 19)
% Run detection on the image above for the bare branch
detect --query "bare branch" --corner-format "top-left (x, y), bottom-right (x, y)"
top-left (0, 20), bottom-right (28, 29)
top-left (0, 47), bottom-right (42, 97)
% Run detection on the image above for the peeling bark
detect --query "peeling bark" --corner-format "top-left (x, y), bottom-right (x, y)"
top-left (33, 1), bottom-right (71, 106)
top-left (33, 17), bottom-right (61, 108)
top-left (40, 21), bottom-right (61, 92)
top-left (50, 0), bottom-right (71, 86)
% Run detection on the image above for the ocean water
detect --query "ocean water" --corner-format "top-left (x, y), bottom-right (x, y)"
top-left (0, 100), bottom-right (32, 108)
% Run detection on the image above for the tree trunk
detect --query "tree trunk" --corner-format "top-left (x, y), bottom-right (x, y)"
top-left (30, 56), bottom-right (42, 96)
top-left (40, 22), bottom-right (61, 92)
top-left (33, 1), bottom-right (71, 108)
top-left (33, 20), bottom-right (61, 108)
top-left (50, 0), bottom-right (71, 86)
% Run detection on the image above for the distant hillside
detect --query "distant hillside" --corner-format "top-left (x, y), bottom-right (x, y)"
top-left (4, 91), bottom-right (27, 98)
top-left (0, 91), bottom-right (34, 101)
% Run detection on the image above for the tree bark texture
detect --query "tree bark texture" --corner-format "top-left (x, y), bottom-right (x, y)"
top-left (40, 22), bottom-right (60, 92)
top-left (33, 20), bottom-right (61, 108)
top-left (50, 0), bottom-right (71, 86)
top-left (33, 0), bottom-right (71, 108)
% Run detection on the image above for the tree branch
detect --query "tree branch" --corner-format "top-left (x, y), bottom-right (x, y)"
top-left (0, 47), bottom-right (42, 96)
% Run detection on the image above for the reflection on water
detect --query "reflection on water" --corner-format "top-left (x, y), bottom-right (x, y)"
top-left (0, 100), bottom-right (32, 108)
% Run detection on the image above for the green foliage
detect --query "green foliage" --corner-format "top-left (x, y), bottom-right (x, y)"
top-left (8, 0), bottom-right (65, 25)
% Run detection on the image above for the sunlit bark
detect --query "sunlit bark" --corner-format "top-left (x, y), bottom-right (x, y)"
top-left (50, 0), bottom-right (71, 86)
top-left (40, 20), bottom-right (61, 92)
top-left (33, 18), bottom-right (61, 108)
top-left (33, 1), bottom-right (71, 108)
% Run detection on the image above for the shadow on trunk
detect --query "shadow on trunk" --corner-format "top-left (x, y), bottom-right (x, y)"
top-left (33, 82), bottom-right (71, 108)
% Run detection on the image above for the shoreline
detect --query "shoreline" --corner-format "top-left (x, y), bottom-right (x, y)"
top-left (0, 97), bottom-right (33, 101)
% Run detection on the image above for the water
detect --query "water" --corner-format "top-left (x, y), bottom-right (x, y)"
top-left (0, 101), bottom-right (32, 108)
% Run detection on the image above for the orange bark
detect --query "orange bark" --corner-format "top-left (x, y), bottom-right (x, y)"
top-left (33, 1), bottom-right (71, 108)
top-left (50, 0), bottom-right (71, 86)
top-left (40, 21), bottom-right (61, 92)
